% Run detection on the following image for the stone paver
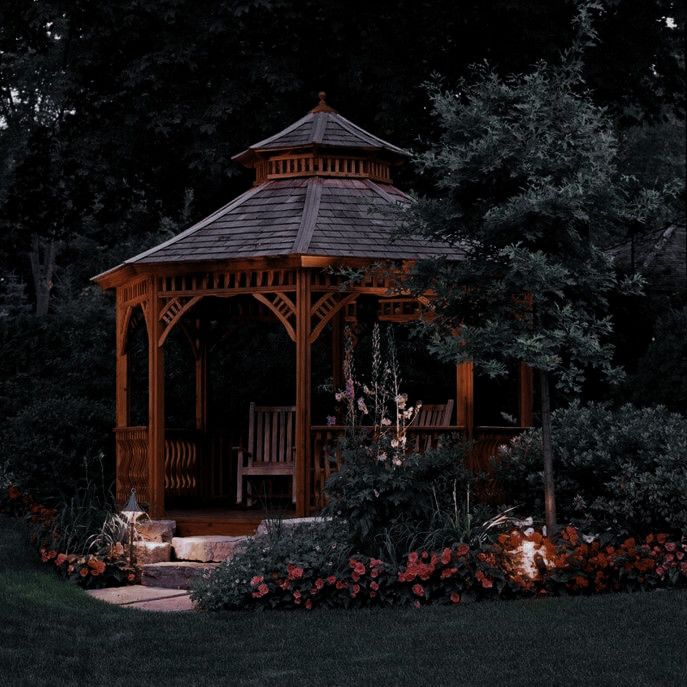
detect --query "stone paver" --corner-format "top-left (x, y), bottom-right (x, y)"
top-left (128, 594), bottom-right (195, 612)
top-left (141, 561), bottom-right (218, 589)
top-left (172, 535), bottom-right (246, 562)
top-left (134, 541), bottom-right (172, 564)
top-left (86, 585), bottom-right (194, 612)
top-left (136, 519), bottom-right (176, 543)
top-left (86, 585), bottom-right (186, 605)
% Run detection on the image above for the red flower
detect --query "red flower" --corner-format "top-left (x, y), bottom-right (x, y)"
top-left (305, 599), bottom-right (313, 610)
top-left (665, 542), bottom-right (677, 552)
top-left (407, 551), bottom-right (419, 564)
top-left (250, 575), bottom-right (264, 586)
top-left (450, 592), bottom-right (461, 605)
top-left (480, 577), bottom-right (493, 589)
top-left (412, 583), bottom-right (424, 597)
top-left (421, 550), bottom-right (429, 560)
top-left (456, 544), bottom-right (470, 557)
top-left (656, 533), bottom-right (667, 544)
top-left (326, 575), bottom-right (337, 585)
top-left (370, 581), bottom-right (379, 591)
top-left (7, 485), bottom-right (21, 501)
top-left (656, 566), bottom-right (666, 576)
top-left (370, 558), bottom-right (383, 568)
top-left (354, 561), bottom-right (366, 576)
top-left (440, 548), bottom-right (452, 565)
top-left (287, 564), bottom-right (304, 580)
top-left (440, 567), bottom-right (458, 579)
top-left (351, 584), bottom-right (360, 596)
top-left (315, 578), bottom-right (325, 590)
top-left (351, 572), bottom-right (360, 582)
top-left (252, 583), bottom-right (269, 598)
top-left (293, 590), bottom-right (302, 603)
top-left (335, 580), bottom-right (347, 590)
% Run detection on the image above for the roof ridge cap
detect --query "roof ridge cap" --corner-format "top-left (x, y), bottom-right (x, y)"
top-left (292, 178), bottom-right (323, 254)
top-left (125, 183), bottom-right (272, 264)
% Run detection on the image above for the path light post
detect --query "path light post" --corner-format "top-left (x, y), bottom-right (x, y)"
top-left (121, 488), bottom-right (144, 565)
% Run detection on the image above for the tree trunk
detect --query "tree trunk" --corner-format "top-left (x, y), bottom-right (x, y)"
top-left (539, 369), bottom-right (557, 535)
top-left (29, 236), bottom-right (57, 316)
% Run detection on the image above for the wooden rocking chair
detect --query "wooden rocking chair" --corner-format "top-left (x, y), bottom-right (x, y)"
top-left (235, 403), bottom-right (297, 505)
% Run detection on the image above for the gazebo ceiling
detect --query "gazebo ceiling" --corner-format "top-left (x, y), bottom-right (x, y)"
top-left (95, 94), bottom-right (461, 283)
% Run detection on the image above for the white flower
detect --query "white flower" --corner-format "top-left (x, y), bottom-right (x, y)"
top-left (335, 392), bottom-right (344, 402)
top-left (390, 438), bottom-right (399, 448)
top-left (392, 457), bottom-right (402, 467)
top-left (381, 418), bottom-right (392, 426)
top-left (377, 452), bottom-right (387, 462)
top-left (357, 397), bottom-right (369, 414)
top-left (395, 393), bottom-right (408, 409)
top-left (373, 489), bottom-right (380, 498)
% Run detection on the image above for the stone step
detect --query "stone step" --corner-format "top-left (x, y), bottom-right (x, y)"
top-left (134, 541), bottom-right (172, 565)
top-left (140, 561), bottom-right (219, 590)
top-left (171, 535), bottom-right (248, 563)
top-left (136, 519), bottom-right (176, 543)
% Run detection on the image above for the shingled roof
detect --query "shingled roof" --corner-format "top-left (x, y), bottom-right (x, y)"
top-left (98, 95), bottom-right (461, 278)
top-left (233, 93), bottom-right (408, 166)
top-left (125, 177), bottom-right (459, 264)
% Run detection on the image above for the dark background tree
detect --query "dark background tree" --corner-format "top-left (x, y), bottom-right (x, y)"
top-left (0, 0), bottom-right (683, 498)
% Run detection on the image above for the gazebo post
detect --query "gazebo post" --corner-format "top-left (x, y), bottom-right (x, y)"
top-left (295, 268), bottom-right (312, 516)
top-left (456, 361), bottom-right (474, 438)
top-left (115, 289), bottom-right (129, 430)
top-left (519, 362), bottom-right (534, 427)
top-left (194, 319), bottom-right (208, 433)
top-left (331, 309), bottom-right (344, 390)
top-left (147, 278), bottom-right (166, 518)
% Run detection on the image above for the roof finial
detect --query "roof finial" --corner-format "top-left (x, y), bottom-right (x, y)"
top-left (311, 90), bottom-right (336, 113)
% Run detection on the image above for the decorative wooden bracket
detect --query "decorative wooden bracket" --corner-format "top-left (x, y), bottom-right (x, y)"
top-left (119, 303), bottom-right (148, 354)
top-left (158, 296), bottom-right (202, 347)
top-left (309, 292), bottom-right (358, 343)
top-left (252, 293), bottom-right (297, 341)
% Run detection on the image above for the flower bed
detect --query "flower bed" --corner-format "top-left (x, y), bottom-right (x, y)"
top-left (192, 526), bottom-right (687, 611)
top-left (3, 484), bottom-right (137, 589)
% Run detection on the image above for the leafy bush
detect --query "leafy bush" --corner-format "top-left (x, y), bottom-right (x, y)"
top-left (324, 439), bottom-right (476, 555)
top-left (193, 524), bottom-right (687, 611)
top-left (496, 402), bottom-right (687, 533)
top-left (193, 520), bottom-right (360, 610)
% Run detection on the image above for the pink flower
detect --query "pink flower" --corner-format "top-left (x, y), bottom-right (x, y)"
top-left (326, 415), bottom-right (337, 426)
top-left (315, 578), bottom-right (325, 590)
top-left (656, 566), bottom-right (666, 576)
top-left (450, 592), bottom-right (461, 604)
top-left (370, 581), bottom-right (379, 591)
top-left (456, 544), bottom-right (470, 557)
top-left (665, 542), bottom-right (677, 552)
top-left (351, 584), bottom-right (360, 596)
top-left (326, 575), bottom-right (337, 585)
top-left (412, 584), bottom-right (424, 597)
top-left (305, 599), bottom-right (313, 610)
top-left (250, 575), bottom-right (264, 586)
top-left (440, 548), bottom-right (452, 565)
top-left (287, 564), bottom-right (304, 580)
top-left (293, 590), bottom-right (302, 603)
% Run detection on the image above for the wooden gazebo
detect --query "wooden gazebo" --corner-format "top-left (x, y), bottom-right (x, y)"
top-left (94, 94), bottom-right (532, 534)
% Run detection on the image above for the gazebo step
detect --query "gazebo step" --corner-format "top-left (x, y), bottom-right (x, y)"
top-left (140, 561), bottom-right (219, 589)
top-left (172, 535), bottom-right (248, 563)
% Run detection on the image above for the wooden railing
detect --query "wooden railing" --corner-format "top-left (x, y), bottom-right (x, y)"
top-left (114, 426), bottom-right (150, 506)
top-left (309, 425), bottom-right (524, 509)
top-left (165, 429), bottom-right (200, 498)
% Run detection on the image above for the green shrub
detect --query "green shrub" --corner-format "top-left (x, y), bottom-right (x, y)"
top-left (193, 520), bottom-right (357, 610)
top-left (496, 402), bottom-right (687, 533)
top-left (323, 439), bottom-right (476, 555)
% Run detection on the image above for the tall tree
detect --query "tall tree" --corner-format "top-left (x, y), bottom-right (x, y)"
top-left (405, 18), bottom-right (675, 533)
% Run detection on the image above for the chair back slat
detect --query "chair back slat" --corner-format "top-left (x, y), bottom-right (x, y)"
top-left (416, 400), bottom-right (454, 427)
top-left (248, 404), bottom-right (297, 464)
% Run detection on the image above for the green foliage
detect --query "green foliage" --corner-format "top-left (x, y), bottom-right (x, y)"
top-left (0, 287), bottom-right (115, 498)
top-left (496, 402), bottom-right (687, 533)
top-left (408, 47), bottom-right (666, 392)
top-left (324, 440), bottom-right (474, 554)
top-left (193, 520), bottom-right (355, 610)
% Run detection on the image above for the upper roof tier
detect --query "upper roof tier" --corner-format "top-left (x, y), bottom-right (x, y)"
top-left (93, 96), bottom-right (461, 286)
top-left (233, 93), bottom-right (408, 184)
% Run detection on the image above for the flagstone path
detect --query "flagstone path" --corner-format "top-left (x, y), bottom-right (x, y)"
top-left (86, 585), bottom-right (195, 612)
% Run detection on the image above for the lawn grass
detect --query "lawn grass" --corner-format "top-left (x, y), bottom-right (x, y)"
top-left (1, 516), bottom-right (685, 687)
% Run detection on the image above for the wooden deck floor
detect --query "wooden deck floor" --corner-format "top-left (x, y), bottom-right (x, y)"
top-left (166, 508), bottom-right (296, 536)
